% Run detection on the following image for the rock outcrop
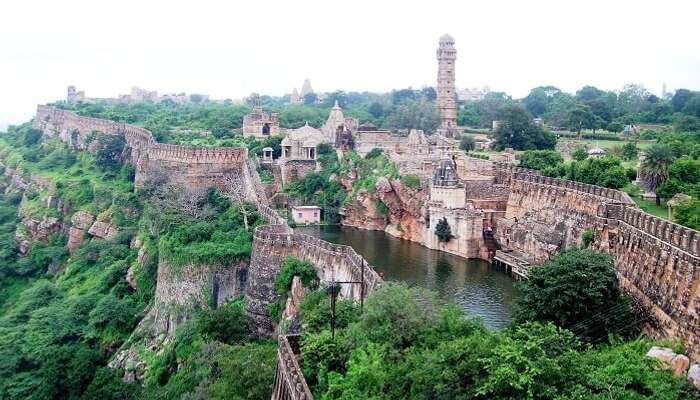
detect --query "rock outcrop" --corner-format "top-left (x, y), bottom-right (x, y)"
top-left (15, 216), bottom-right (63, 255)
top-left (66, 211), bottom-right (94, 253)
top-left (341, 176), bottom-right (427, 243)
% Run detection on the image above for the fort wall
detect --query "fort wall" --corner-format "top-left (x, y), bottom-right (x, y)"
top-left (496, 171), bottom-right (700, 359)
top-left (245, 222), bottom-right (383, 335)
top-left (33, 106), bottom-right (255, 194)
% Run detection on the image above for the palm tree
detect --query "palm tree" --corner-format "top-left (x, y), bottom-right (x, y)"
top-left (639, 144), bottom-right (675, 205)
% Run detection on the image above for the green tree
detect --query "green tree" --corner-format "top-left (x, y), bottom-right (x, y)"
top-left (94, 134), bottom-right (126, 170)
top-left (519, 150), bottom-right (563, 171)
top-left (567, 105), bottom-right (595, 138)
top-left (435, 217), bottom-right (452, 242)
top-left (671, 88), bottom-right (694, 112)
top-left (512, 249), bottom-right (638, 342)
top-left (640, 144), bottom-right (675, 205)
top-left (196, 299), bottom-right (249, 344)
top-left (571, 148), bottom-right (588, 161)
top-left (620, 142), bottom-right (639, 160)
top-left (493, 105), bottom-right (556, 150)
top-left (274, 257), bottom-right (318, 295)
top-left (459, 135), bottom-right (475, 151)
top-left (385, 98), bottom-right (440, 132)
top-left (523, 86), bottom-right (561, 117)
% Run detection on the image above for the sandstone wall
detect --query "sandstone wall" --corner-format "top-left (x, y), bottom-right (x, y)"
top-left (33, 106), bottom-right (254, 196)
top-left (496, 169), bottom-right (700, 358)
top-left (245, 222), bottom-right (383, 336)
top-left (279, 159), bottom-right (317, 185)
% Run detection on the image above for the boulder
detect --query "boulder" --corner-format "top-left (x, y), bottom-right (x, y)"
top-left (645, 346), bottom-right (690, 377)
top-left (126, 265), bottom-right (137, 290)
top-left (88, 221), bottom-right (118, 240)
top-left (688, 364), bottom-right (700, 390)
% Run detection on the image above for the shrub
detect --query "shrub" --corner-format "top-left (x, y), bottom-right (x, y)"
top-left (196, 298), bottom-right (249, 344)
top-left (274, 257), bottom-right (318, 295)
top-left (435, 217), bottom-right (452, 242)
top-left (365, 148), bottom-right (383, 159)
top-left (400, 174), bottom-right (421, 189)
top-left (512, 249), bottom-right (638, 342)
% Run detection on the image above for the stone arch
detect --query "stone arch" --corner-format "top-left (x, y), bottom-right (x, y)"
top-left (262, 123), bottom-right (271, 135)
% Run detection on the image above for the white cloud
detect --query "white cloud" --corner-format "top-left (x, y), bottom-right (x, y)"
top-left (1, 0), bottom-right (698, 127)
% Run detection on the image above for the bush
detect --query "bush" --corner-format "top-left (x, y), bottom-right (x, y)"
top-left (571, 148), bottom-right (588, 161)
top-left (274, 257), bottom-right (318, 296)
top-left (459, 135), bottom-right (475, 151)
top-left (512, 249), bottom-right (638, 342)
top-left (400, 174), bottom-right (421, 189)
top-left (94, 134), bottom-right (126, 170)
top-left (519, 150), bottom-right (564, 171)
top-left (196, 298), bottom-right (249, 344)
top-left (365, 148), bottom-right (383, 159)
top-left (435, 217), bottom-right (452, 242)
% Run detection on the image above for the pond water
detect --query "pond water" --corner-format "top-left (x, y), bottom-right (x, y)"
top-left (296, 225), bottom-right (518, 329)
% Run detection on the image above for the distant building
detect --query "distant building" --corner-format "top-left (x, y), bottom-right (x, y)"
top-left (65, 85), bottom-right (211, 105)
top-left (457, 86), bottom-right (489, 102)
top-left (587, 147), bottom-right (606, 158)
top-left (291, 206), bottom-right (321, 225)
top-left (242, 103), bottom-right (280, 138)
top-left (288, 78), bottom-right (325, 104)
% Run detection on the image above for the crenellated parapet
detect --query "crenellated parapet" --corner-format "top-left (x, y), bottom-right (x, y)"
top-left (147, 143), bottom-right (247, 164)
top-left (496, 166), bottom-right (700, 359)
top-left (32, 105), bottom-right (256, 192)
top-left (245, 214), bottom-right (383, 336)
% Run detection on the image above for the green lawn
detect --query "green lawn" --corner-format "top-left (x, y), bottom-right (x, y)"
top-left (559, 138), bottom-right (655, 150)
top-left (623, 183), bottom-right (669, 220)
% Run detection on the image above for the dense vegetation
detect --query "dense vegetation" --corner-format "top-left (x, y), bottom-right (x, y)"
top-left (296, 251), bottom-right (695, 399)
top-left (0, 124), bottom-right (274, 399)
top-left (284, 145), bottom-right (400, 224)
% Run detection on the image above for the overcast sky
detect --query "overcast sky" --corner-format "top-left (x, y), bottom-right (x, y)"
top-left (1, 0), bottom-right (699, 129)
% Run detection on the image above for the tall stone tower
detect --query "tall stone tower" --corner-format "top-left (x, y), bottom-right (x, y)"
top-left (436, 34), bottom-right (458, 137)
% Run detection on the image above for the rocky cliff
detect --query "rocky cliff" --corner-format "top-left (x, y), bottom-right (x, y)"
top-left (341, 175), bottom-right (428, 243)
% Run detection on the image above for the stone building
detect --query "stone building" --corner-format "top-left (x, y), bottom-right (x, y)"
top-left (430, 158), bottom-right (466, 208)
top-left (436, 34), bottom-right (459, 137)
top-left (67, 86), bottom-right (85, 103)
top-left (242, 105), bottom-right (280, 138)
top-left (322, 101), bottom-right (358, 143)
top-left (280, 123), bottom-right (324, 184)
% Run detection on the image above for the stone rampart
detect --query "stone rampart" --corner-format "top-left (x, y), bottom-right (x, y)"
top-left (33, 106), bottom-right (255, 193)
top-left (497, 170), bottom-right (700, 358)
top-left (245, 221), bottom-right (383, 335)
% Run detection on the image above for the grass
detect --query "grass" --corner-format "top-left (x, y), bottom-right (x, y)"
top-left (623, 183), bottom-right (669, 220)
top-left (559, 138), bottom-right (655, 150)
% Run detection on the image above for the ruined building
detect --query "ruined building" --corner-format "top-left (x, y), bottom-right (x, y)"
top-left (436, 34), bottom-right (460, 137)
top-left (242, 103), bottom-right (280, 138)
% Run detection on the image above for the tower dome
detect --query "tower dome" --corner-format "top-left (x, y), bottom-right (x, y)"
top-left (439, 33), bottom-right (454, 44)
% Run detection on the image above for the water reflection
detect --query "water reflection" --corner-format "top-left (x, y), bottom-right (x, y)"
top-left (296, 225), bottom-right (518, 329)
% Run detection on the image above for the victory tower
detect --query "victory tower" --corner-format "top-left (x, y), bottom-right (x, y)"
top-left (436, 34), bottom-right (458, 137)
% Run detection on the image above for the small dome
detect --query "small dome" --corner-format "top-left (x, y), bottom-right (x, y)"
top-left (439, 33), bottom-right (454, 43)
top-left (588, 147), bottom-right (606, 155)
